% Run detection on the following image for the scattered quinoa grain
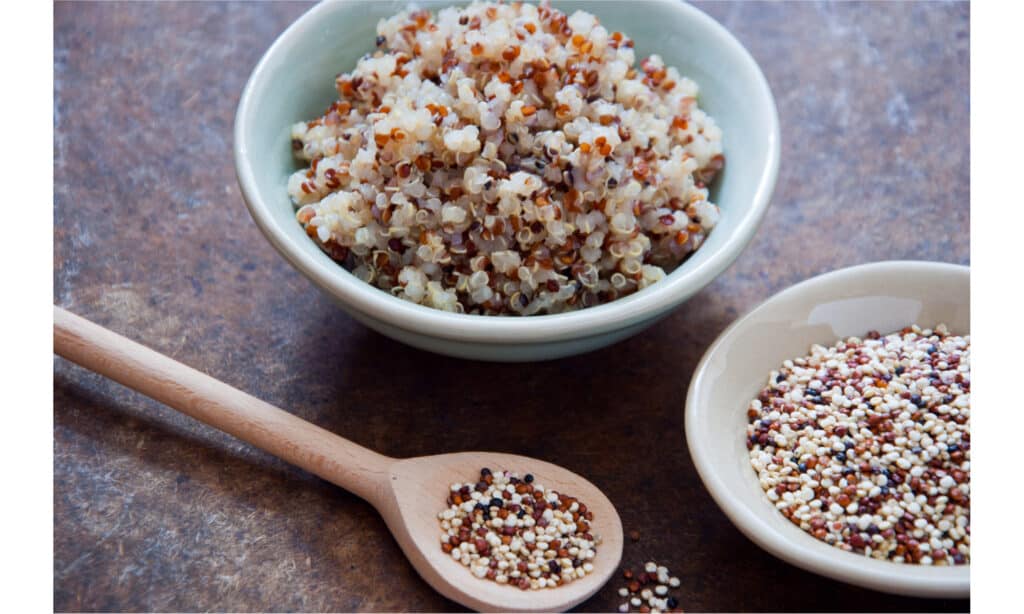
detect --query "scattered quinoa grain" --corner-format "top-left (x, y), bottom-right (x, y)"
top-left (617, 562), bottom-right (685, 612)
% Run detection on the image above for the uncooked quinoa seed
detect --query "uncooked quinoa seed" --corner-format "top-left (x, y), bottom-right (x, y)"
top-left (617, 562), bottom-right (684, 613)
top-left (438, 468), bottom-right (600, 589)
top-left (747, 324), bottom-right (970, 565)
top-left (289, 1), bottom-right (724, 315)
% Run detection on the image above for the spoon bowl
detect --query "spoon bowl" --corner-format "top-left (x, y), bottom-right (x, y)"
top-left (53, 307), bottom-right (623, 612)
top-left (380, 453), bottom-right (623, 612)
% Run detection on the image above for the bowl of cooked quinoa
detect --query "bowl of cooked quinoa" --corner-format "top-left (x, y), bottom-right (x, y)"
top-left (685, 261), bottom-right (970, 597)
top-left (235, 0), bottom-right (779, 361)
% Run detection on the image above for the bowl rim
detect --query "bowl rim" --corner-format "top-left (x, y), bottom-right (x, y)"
top-left (684, 260), bottom-right (970, 598)
top-left (234, 0), bottom-right (780, 344)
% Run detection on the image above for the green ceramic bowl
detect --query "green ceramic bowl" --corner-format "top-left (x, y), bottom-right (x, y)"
top-left (234, 0), bottom-right (780, 361)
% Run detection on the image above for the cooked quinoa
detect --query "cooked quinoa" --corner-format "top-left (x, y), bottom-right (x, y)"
top-left (289, 1), bottom-right (724, 315)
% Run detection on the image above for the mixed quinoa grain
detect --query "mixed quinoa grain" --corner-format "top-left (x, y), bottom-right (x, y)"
top-left (616, 562), bottom-right (684, 613)
top-left (747, 325), bottom-right (970, 565)
top-left (437, 468), bottom-right (600, 589)
top-left (289, 1), bottom-right (723, 315)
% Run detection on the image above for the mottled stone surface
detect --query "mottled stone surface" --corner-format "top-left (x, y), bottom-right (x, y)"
top-left (54, 1), bottom-right (969, 611)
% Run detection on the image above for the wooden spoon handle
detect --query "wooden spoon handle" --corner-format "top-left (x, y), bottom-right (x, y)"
top-left (53, 306), bottom-right (393, 505)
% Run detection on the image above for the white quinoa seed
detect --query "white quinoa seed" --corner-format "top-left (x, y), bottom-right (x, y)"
top-left (746, 324), bottom-right (970, 565)
top-left (289, 1), bottom-right (723, 315)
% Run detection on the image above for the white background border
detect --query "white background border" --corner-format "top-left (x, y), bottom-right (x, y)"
top-left (3, 0), bottom-right (1015, 610)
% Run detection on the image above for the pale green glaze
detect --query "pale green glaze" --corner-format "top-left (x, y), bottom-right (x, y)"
top-left (235, 0), bottom-right (780, 361)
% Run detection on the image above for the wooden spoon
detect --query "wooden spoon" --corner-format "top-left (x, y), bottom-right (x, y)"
top-left (54, 306), bottom-right (623, 612)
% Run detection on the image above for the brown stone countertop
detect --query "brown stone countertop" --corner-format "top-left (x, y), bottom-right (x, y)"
top-left (54, 1), bottom-right (969, 611)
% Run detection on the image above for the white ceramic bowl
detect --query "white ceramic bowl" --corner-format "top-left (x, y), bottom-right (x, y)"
top-left (235, 0), bottom-right (779, 361)
top-left (685, 260), bottom-right (970, 598)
